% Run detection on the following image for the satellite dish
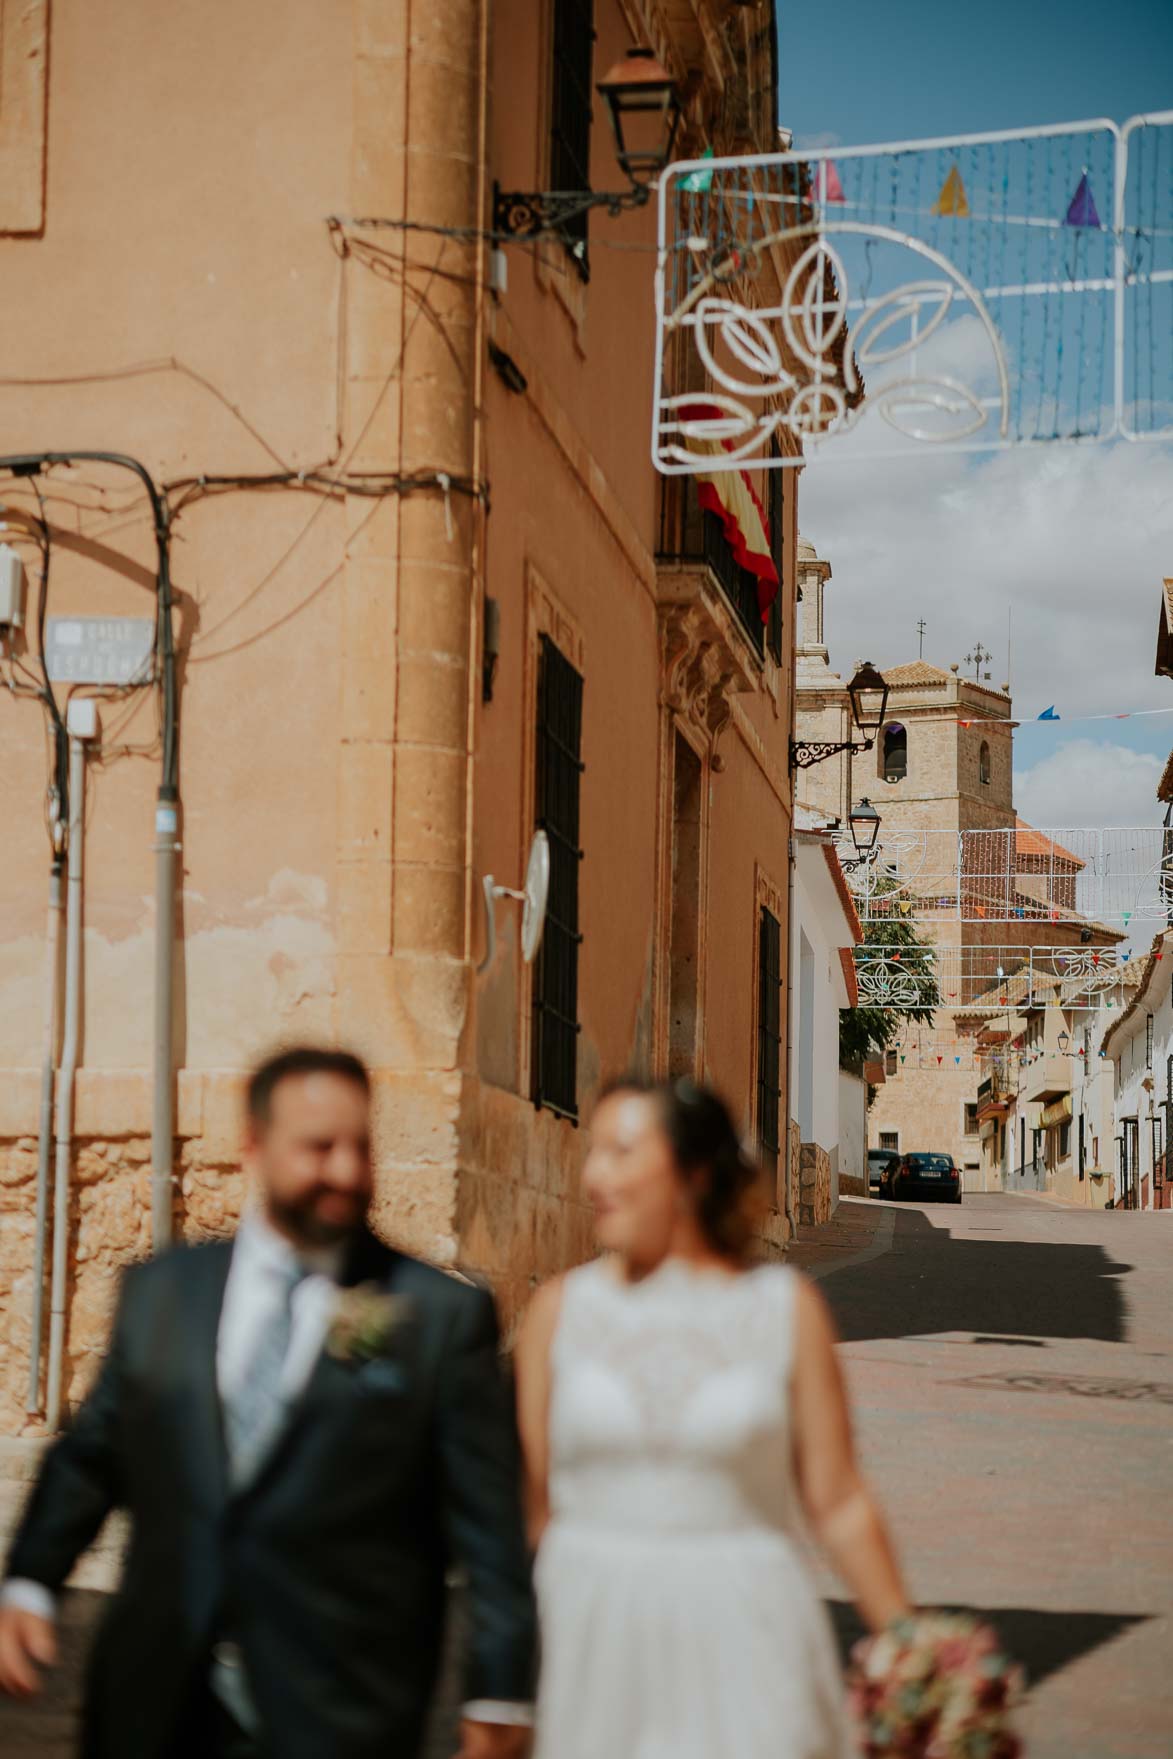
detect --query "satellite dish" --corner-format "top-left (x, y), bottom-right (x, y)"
top-left (477, 830), bottom-right (550, 974)
top-left (520, 829), bottom-right (550, 963)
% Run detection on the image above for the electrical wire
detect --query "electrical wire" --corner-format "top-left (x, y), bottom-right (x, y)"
top-left (329, 212), bottom-right (671, 259)
top-left (187, 501), bottom-right (382, 665)
top-left (176, 241), bottom-right (474, 653)
top-left (0, 360), bottom-right (291, 472)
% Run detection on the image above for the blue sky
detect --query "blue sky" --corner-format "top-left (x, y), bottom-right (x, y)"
top-left (779, 0), bottom-right (1173, 827)
top-left (780, 0), bottom-right (1173, 149)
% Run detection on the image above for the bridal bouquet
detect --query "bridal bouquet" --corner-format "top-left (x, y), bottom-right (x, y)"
top-left (848, 1612), bottom-right (1023, 1758)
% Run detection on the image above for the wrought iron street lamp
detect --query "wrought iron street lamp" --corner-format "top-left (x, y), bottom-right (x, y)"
top-left (493, 47), bottom-right (682, 241)
top-left (597, 46), bottom-right (682, 182)
top-left (790, 660), bottom-right (890, 770)
top-left (848, 797), bottom-right (881, 857)
top-left (1057, 1029), bottom-right (1070, 1052)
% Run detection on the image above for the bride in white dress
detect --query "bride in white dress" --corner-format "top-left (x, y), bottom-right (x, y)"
top-left (516, 1077), bottom-right (910, 1759)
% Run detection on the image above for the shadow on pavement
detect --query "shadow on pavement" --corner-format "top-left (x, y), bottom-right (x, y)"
top-left (822, 1207), bottom-right (1133, 1345)
top-left (825, 1600), bottom-right (1150, 1689)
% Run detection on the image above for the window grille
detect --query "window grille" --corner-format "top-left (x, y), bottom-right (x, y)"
top-left (549, 0), bottom-right (595, 274)
top-left (1145, 1012), bottom-right (1154, 1070)
top-left (879, 1131), bottom-right (899, 1152)
top-left (532, 634), bottom-right (584, 1119)
top-left (756, 906), bottom-right (782, 1165)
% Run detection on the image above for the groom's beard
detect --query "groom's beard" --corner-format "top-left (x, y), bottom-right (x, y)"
top-left (267, 1185), bottom-right (370, 1249)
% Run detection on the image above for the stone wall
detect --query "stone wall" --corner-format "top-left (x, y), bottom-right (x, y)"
top-left (799, 1140), bottom-right (832, 1227)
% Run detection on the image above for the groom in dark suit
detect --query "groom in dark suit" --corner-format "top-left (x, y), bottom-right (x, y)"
top-left (0, 1046), bottom-right (536, 1758)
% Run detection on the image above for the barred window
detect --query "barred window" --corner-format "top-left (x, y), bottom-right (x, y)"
top-left (532, 635), bottom-right (584, 1119)
top-left (549, 0), bottom-right (595, 274)
top-left (756, 906), bottom-right (782, 1166)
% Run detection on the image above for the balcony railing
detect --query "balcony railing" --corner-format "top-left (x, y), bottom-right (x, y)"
top-left (657, 473), bottom-right (783, 662)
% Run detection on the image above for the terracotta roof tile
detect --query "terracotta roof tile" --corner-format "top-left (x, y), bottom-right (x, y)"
top-left (881, 661), bottom-right (1010, 704)
top-left (881, 661), bottom-right (951, 687)
top-left (1014, 817), bottom-right (1083, 868)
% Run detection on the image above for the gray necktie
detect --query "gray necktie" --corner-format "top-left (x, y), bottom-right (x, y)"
top-left (223, 1258), bottom-right (307, 1487)
top-left (212, 1258), bottom-right (308, 1734)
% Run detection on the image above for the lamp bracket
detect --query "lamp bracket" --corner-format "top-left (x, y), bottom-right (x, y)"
top-left (789, 736), bottom-right (875, 770)
top-left (492, 181), bottom-right (650, 241)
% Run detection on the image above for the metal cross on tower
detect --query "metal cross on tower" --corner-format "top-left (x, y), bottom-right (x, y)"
top-left (964, 642), bottom-right (993, 680)
top-left (917, 619), bottom-right (927, 658)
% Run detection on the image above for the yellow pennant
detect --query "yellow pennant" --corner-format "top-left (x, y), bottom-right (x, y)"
top-left (933, 165), bottom-right (969, 217)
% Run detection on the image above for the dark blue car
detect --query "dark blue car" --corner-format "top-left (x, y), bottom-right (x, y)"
top-left (884, 1151), bottom-right (962, 1203)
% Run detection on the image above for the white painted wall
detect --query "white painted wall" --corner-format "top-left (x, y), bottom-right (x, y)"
top-left (790, 839), bottom-right (854, 1190)
top-left (838, 1068), bottom-right (868, 1194)
top-left (1107, 940), bottom-right (1173, 1209)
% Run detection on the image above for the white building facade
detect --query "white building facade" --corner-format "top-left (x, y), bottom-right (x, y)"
top-left (1103, 929), bottom-right (1173, 1211)
top-left (791, 822), bottom-right (863, 1222)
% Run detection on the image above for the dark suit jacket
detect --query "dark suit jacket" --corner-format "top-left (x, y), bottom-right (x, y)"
top-left (6, 1229), bottom-right (537, 1759)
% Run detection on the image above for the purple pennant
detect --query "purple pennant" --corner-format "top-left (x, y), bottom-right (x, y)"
top-left (1065, 172), bottom-right (1101, 229)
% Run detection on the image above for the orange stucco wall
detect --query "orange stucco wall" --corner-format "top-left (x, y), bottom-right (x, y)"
top-left (0, 0), bottom-right (797, 1430)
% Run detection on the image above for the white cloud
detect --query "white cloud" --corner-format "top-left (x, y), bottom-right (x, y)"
top-left (1014, 739), bottom-right (1165, 828)
top-left (800, 432), bottom-right (1173, 719)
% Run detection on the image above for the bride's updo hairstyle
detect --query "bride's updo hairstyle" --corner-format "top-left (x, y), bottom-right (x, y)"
top-left (600, 1076), bottom-right (758, 1260)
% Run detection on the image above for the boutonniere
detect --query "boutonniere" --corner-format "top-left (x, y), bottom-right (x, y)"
top-left (327, 1283), bottom-right (413, 1365)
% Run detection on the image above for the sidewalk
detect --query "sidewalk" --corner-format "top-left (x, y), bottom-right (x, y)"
top-left (787, 1194), bottom-right (895, 1281)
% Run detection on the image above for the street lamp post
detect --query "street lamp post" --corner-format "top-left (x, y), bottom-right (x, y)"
top-left (493, 47), bottom-right (682, 240)
top-left (790, 660), bottom-right (890, 770)
top-left (848, 797), bottom-right (882, 857)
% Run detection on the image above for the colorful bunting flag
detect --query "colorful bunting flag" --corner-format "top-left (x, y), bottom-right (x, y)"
top-left (1037, 706), bottom-right (1060, 720)
top-left (680, 149), bottom-right (715, 194)
top-left (933, 165), bottom-right (969, 217)
top-left (1064, 171), bottom-right (1101, 229)
top-left (819, 159), bottom-right (846, 203)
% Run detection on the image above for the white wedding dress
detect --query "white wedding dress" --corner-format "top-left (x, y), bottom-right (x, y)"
top-left (533, 1258), bottom-right (852, 1759)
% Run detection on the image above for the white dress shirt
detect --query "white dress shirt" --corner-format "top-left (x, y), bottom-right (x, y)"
top-left (3, 1205), bottom-right (531, 1727)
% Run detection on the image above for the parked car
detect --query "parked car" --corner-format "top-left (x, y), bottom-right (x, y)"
top-left (883, 1152), bottom-right (962, 1203)
top-left (867, 1149), bottom-right (899, 1195)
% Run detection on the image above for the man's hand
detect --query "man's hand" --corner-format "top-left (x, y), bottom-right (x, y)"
top-left (0, 1604), bottom-right (57, 1697)
top-left (455, 1719), bottom-right (532, 1759)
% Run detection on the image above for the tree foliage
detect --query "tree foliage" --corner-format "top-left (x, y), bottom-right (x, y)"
top-left (839, 877), bottom-right (939, 1068)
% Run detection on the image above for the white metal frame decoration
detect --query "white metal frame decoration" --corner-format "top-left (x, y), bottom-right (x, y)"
top-left (855, 943), bottom-right (1137, 1013)
top-left (653, 113), bottom-right (1173, 472)
top-left (837, 825), bottom-right (1173, 926)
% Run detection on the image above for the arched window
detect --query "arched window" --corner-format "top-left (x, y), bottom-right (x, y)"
top-left (882, 722), bottom-right (907, 783)
top-left (979, 740), bottom-right (991, 785)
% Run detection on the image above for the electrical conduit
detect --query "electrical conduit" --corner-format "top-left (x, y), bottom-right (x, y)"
top-left (26, 856), bottom-right (64, 1413)
top-left (46, 726), bottom-right (88, 1431)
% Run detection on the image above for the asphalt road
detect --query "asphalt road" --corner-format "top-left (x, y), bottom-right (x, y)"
top-left (792, 1192), bottom-right (1173, 1759)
